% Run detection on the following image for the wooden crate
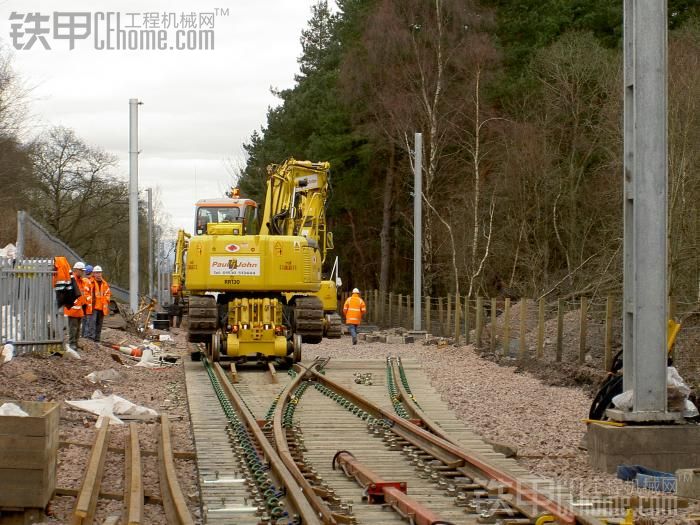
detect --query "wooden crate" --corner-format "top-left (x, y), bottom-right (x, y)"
top-left (0, 400), bottom-right (59, 508)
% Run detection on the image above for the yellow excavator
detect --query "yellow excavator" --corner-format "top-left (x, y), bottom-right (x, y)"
top-left (171, 159), bottom-right (337, 363)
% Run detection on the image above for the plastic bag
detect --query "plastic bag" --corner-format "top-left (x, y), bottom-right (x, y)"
top-left (2, 343), bottom-right (14, 363)
top-left (67, 390), bottom-right (158, 426)
top-left (85, 369), bottom-right (121, 383)
top-left (0, 402), bottom-right (29, 417)
top-left (683, 399), bottom-right (699, 418)
top-left (612, 390), bottom-right (633, 411)
top-left (64, 346), bottom-right (81, 359)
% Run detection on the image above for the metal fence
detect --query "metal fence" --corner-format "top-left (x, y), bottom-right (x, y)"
top-left (0, 257), bottom-right (65, 354)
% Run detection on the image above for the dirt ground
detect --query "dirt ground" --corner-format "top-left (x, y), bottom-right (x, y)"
top-left (0, 324), bottom-right (201, 524)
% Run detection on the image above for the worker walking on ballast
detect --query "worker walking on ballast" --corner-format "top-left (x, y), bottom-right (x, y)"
top-left (343, 288), bottom-right (366, 345)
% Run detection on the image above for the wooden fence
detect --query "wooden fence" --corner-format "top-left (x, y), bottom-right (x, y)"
top-left (344, 291), bottom-right (700, 374)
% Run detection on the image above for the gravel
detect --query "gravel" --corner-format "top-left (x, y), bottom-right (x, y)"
top-left (0, 325), bottom-right (200, 524)
top-left (311, 333), bottom-right (700, 521)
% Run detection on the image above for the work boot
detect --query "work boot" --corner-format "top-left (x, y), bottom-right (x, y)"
top-left (352, 338), bottom-right (357, 345)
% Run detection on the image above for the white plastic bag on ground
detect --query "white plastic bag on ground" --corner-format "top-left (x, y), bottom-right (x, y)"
top-left (2, 343), bottom-right (14, 363)
top-left (683, 399), bottom-right (699, 418)
top-left (85, 369), bottom-right (121, 383)
top-left (0, 402), bottom-right (29, 417)
top-left (67, 390), bottom-right (158, 425)
top-left (63, 343), bottom-right (81, 359)
top-left (612, 389), bottom-right (633, 411)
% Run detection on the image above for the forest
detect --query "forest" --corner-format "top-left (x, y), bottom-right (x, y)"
top-left (238, 0), bottom-right (700, 303)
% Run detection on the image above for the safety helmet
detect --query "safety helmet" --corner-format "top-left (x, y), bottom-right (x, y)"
top-left (73, 262), bottom-right (85, 270)
top-left (93, 265), bottom-right (103, 273)
top-left (352, 288), bottom-right (360, 294)
top-left (85, 264), bottom-right (93, 274)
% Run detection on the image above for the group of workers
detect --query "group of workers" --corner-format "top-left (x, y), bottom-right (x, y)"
top-left (64, 261), bottom-right (111, 350)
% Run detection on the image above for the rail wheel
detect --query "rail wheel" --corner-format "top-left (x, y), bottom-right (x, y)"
top-left (211, 331), bottom-right (221, 362)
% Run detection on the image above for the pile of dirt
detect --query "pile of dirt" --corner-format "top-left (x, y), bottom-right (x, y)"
top-left (0, 326), bottom-right (200, 524)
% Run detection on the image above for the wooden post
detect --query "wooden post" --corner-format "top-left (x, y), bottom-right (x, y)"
top-left (669, 295), bottom-right (677, 321)
top-left (556, 298), bottom-right (564, 362)
top-left (604, 295), bottom-right (614, 371)
top-left (438, 297), bottom-right (444, 336)
top-left (425, 296), bottom-right (431, 334)
top-left (446, 295), bottom-right (452, 337)
top-left (475, 296), bottom-right (483, 347)
top-left (503, 298), bottom-right (511, 356)
top-left (519, 299), bottom-right (527, 359)
top-left (454, 293), bottom-right (461, 344)
top-left (405, 293), bottom-right (410, 328)
top-left (464, 296), bottom-right (470, 345)
top-left (388, 292), bottom-right (393, 327)
top-left (490, 297), bottom-right (497, 353)
top-left (579, 297), bottom-right (588, 364)
top-left (397, 293), bottom-right (403, 328)
top-left (537, 298), bottom-right (545, 358)
top-left (374, 290), bottom-right (382, 324)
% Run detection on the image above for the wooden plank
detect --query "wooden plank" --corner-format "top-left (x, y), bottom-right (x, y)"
top-left (454, 293), bottom-right (461, 344)
top-left (438, 296), bottom-right (444, 335)
top-left (73, 419), bottom-right (110, 525)
top-left (124, 423), bottom-right (143, 525)
top-left (158, 417), bottom-right (194, 525)
top-left (0, 401), bottom-right (59, 436)
top-left (267, 362), bottom-right (278, 383)
top-left (230, 362), bottom-right (239, 383)
top-left (55, 487), bottom-right (163, 506)
top-left (59, 441), bottom-right (196, 460)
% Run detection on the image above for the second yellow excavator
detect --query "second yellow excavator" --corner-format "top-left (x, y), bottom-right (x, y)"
top-left (172, 159), bottom-right (338, 363)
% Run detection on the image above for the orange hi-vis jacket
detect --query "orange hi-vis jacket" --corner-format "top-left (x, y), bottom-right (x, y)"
top-left (82, 277), bottom-right (93, 315)
top-left (343, 294), bottom-right (366, 325)
top-left (64, 275), bottom-right (88, 318)
top-left (92, 278), bottom-right (111, 316)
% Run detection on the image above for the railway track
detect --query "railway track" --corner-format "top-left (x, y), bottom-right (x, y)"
top-left (55, 417), bottom-right (194, 525)
top-left (184, 355), bottom-right (624, 525)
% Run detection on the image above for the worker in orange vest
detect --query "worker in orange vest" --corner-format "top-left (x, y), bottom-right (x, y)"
top-left (89, 265), bottom-right (111, 342)
top-left (64, 261), bottom-right (88, 351)
top-left (343, 288), bottom-right (366, 345)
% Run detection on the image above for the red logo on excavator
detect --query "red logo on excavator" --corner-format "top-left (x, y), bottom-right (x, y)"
top-left (225, 244), bottom-right (240, 253)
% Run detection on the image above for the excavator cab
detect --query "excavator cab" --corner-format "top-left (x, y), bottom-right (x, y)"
top-left (194, 198), bottom-right (258, 235)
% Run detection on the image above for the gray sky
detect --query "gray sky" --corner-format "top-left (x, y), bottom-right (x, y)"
top-left (0, 1), bottom-right (322, 233)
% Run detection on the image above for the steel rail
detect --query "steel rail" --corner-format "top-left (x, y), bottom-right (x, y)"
top-left (211, 362), bottom-right (323, 525)
top-left (332, 451), bottom-right (453, 525)
top-left (158, 417), bottom-right (194, 525)
top-left (270, 360), bottom-right (347, 525)
top-left (307, 366), bottom-right (578, 525)
top-left (389, 357), bottom-right (456, 443)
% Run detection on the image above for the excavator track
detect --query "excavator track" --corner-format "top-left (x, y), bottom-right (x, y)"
top-left (324, 312), bottom-right (342, 339)
top-left (187, 295), bottom-right (218, 343)
top-left (294, 296), bottom-right (324, 344)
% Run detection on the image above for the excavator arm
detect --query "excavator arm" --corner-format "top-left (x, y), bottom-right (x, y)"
top-left (170, 229), bottom-right (190, 300)
top-left (260, 159), bottom-right (331, 264)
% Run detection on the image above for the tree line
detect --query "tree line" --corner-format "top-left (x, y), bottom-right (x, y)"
top-left (238, 0), bottom-right (700, 303)
top-left (0, 54), bottom-right (162, 290)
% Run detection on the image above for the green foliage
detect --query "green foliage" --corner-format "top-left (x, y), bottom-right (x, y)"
top-left (484, 0), bottom-right (700, 69)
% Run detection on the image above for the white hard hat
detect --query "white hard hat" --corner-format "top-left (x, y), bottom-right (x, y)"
top-left (352, 288), bottom-right (360, 294)
top-left (93, 265), bottom-right (103, 273)
top-left (73, 262), bottom-right (85, 270)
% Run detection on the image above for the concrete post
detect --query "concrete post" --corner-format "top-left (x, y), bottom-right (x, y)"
top-left (147, 188), bottom-right (154, 299)
top-left (621, 0), bottom-right (670, 419)
top-left (413, 132), bottom-right (423, 331)
top-left (129, 98), bottom-right (141, 313)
